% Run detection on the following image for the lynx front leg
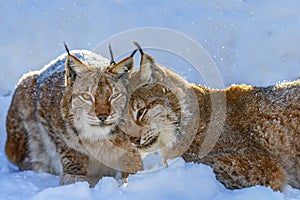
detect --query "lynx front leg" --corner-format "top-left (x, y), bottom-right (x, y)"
top-left (120, 151), bottom-right (143, 182)
top-left (60, 148), bottom-right (90, 186)
top-left (202, 151), bottom-right (286, 191)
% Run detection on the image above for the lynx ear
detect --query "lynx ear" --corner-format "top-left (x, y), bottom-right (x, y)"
top-left (64, 54), bottom-right (89, 86)
top-left (139, 53), bottom-right (163, 82)
top-left (132, 41), bottom-right (163, 82)
top-left (64, 42), bottom-right (89, 86)
top-left (108, 49), bottom-right (137, 79)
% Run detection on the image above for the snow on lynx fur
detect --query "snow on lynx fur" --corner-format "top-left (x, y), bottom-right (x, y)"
top-left (124, 43), bottom-right (300, 191)
top-left (5, 48), bottom-right (142, 186)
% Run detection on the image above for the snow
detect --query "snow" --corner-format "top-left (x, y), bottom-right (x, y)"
top-left (0, 158), bottom-right (288, 200)
top-left (1, 0), bottom-right (300, 199)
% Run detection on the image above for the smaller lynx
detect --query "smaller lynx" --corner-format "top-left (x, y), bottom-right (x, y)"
top-left (5, 45), bottom-right (142, 186)
top-left (122, 42), bottom-right (199, 165)
top-left (124, 43), bottom-right (300, 191)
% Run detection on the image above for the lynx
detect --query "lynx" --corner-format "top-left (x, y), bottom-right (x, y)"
top-left (5, 46), bottom-right (142, 186)
top-left (121, 42), bottom-right (199, 166)
top-left (124, 43), bottom-right (300, 191)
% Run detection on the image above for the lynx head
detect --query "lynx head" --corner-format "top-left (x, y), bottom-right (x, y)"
top-left (123, 42), bottom-right (199, 160)
top-left (62, 46), bottom-right (136, 140)
top-left (127, 83), bottom-right (181, 153)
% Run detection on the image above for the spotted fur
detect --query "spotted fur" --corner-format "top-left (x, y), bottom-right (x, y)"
top-left (124, 46), bottom-right (300, 191)
top-left (5, 50), bottom-right (142, 186)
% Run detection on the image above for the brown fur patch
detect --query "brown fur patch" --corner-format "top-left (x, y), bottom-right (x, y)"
top-left (5, 51), bottom-right (142, 186)
top-left (125, 55), bottom-right (300, 191)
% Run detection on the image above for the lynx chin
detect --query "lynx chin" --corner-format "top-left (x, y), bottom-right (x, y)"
top-left (124, 42), bottom-right (300, 192)
top-left (5, 46), bottom-right (142, 186)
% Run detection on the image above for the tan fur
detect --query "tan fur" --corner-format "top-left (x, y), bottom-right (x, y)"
top-left (5, 50), bottom-right (142, 186)
top-left (121, 49), bottom-right (199, 166)
top-left (123, 47), bottom-right (300, 191)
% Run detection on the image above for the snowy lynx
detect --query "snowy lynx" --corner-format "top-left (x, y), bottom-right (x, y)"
top-left (124, 43), bottom-right (300, 191)
top-left (5, 46), bottom-right (142, 186)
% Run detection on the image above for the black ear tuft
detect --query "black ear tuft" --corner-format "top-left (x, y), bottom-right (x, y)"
top-left (109, 44), bottom-right (116, 65)
top-left (64, 42), bottom-right (71, 56)
top-left (132, 41), bottom-right (143, 56)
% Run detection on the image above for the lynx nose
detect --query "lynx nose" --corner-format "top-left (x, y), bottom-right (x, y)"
top-left (97, 114), bottom-right (108, 122)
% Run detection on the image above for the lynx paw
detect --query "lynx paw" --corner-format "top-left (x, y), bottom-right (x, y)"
top-left (60, 173), bottom-right (90, 185)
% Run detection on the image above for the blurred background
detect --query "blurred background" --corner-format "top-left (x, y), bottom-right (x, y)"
top-left (1, 0), bottom-right (300, 94)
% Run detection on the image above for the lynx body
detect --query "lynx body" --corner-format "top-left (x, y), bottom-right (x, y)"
top-left (5, 50), bottom-right (142, 186)
top-left (124, 46), bottom-right (300, 191)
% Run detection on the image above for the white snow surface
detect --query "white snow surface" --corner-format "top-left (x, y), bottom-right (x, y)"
top-left (2, 0), bottom-right (300, 199)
